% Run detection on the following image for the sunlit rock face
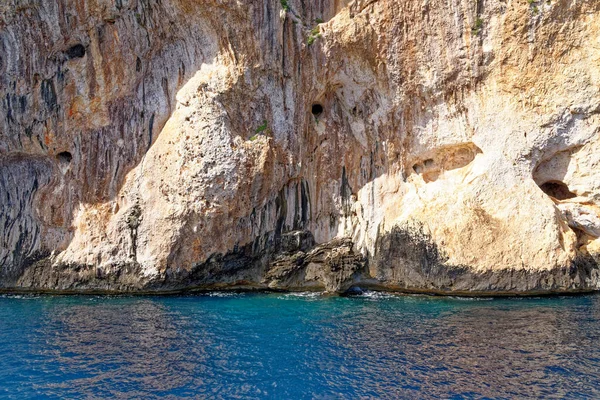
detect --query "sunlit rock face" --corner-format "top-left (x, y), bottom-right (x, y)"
top-left (1, 0), bottom-right (600, 294)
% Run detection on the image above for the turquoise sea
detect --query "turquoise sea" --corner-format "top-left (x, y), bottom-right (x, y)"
top-left (1, 292), bottom-right (599, 399)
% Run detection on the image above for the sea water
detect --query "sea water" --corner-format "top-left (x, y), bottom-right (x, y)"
top-left (0, 292), bottom-right (599, 399)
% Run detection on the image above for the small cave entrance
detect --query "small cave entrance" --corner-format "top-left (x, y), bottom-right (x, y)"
top-left (311, 103), bottom-right (324, 117)
top-left (538, 180), bottom-right (576, 200)
top-left (65, 44), bottom-right (86, 59)
top-left (56, 151), bottom-right (73, 164)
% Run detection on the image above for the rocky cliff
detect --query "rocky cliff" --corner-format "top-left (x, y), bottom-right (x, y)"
top-left (1, 0), bottom-right (600, 294)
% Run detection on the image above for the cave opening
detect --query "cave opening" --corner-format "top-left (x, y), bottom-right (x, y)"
top-left (66, 44), bottom-right (86, 59)
top-left (539, 180), bottom-right (576, 200)
top-left (311, 103), bottom-right (323, 117)
top-left (57, 151), bottom-right (73, 164)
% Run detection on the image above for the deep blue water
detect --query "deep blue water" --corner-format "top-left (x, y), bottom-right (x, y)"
top-left (1, 292), bottom-right (600, 399)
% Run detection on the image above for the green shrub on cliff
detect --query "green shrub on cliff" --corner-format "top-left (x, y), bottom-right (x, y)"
top-left (255, 120), bottom-right (268, 134)
top-left (307, 26), bottom-right (321, 46)
top-left (471, 17), bottom-right (483, 35)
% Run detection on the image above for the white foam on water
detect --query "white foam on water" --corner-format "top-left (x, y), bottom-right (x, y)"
top-left (206, 291), bottom-right (240, 298)
top-left (0, 294), bottom-right (41, 300)
top-left (446, 296), bottom-right (494, 301)
top-left (279, 292), bottom-right (323, 300)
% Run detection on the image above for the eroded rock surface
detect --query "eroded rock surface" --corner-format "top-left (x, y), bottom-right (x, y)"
top-left (1, 0), bottom-right (600, 294)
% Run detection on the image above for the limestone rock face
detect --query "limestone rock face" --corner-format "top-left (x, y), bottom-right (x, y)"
top-left (2, 0), bottom-right (600, 294)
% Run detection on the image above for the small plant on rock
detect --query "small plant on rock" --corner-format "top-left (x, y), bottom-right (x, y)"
top-left (250, 120), bottom-right (269, 141)
top-left (307, 26), bottom-right (321, 46)
top-left (527, 0), bottom-right (540, 14)
top-left (255, 120), bottom-right (268, 134)
top-left (471, 17), bottom-right (483, 35)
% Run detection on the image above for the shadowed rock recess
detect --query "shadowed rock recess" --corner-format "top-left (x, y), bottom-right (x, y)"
top-left (1, 0), bottom-right (600, 295)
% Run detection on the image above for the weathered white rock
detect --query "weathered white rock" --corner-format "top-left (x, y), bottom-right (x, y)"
top-left (1, 0), bottom-right (600, 294)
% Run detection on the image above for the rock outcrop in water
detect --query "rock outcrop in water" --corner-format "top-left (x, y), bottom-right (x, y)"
top-left (1, 0), bottom-right (600, 294)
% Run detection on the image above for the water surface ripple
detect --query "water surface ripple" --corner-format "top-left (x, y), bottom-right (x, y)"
top-left (1, 292), bottom-right (599, 399)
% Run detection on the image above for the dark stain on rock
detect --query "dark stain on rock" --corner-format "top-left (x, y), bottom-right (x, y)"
top-left (126, 204), bottom-right (142, 261)
top-left (340, 166), bottom-right (353, 215)
top-left (148, 112), bottom-right (155, 149)
top-left (19, 95), bottom-right (27, 114)
top-left (5, 94), bottom-right (13, 123)
top-left (301, 180), bottom-right (310, 225)
top-left (275, 188), bottom-right (287, 238)
top-left (40, 79), bottom-right (57, 110)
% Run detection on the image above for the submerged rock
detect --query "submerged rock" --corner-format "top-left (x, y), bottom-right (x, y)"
top-left (1, 0), bottom-right (600, 294)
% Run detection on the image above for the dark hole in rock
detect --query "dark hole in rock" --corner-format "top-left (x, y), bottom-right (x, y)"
top-left (66, 44), bottom-right (86, 59)
top-left (539, 180), bottom-right (576, 200)
top-left (413, 164), bottom-right (422, 174)
top-left (424, 158), bottom-right (435, 168)
top-left (57, 151), bottom-right (73, 164)
top-left (311, 103), bottom-right (324, 116)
